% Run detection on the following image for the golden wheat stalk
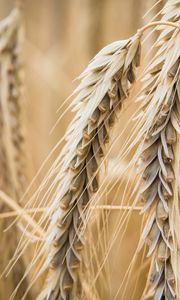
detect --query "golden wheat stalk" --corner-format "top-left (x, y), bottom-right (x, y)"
top-left (0, 7), bottom-right (26, 198)
top-left (0, 7), bottom-right (33, 300)
top-left (24, 34), bottom-right (141, 300)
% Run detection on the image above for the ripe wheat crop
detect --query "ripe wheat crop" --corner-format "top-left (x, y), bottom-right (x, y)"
top-left (0, 1), bottom-right (179, 300)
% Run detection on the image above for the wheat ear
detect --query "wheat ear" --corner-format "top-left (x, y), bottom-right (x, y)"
top-left (0, 7), bottom-right (26, 198)
top-left (139, 52), bottom-right (180, 300)
top-left (135, 2), bottom-right (180, 299)
top-left (30, 34), bottom-right (141, 300)
top-left (0, 8), bottom-right (32, 299)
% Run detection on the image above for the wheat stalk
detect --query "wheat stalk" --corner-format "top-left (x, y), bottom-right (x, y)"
top-left (23, 33), bottom-right (141, 300)
top-left (0, 8), bottom-right (26, 198)
top-left (0, 7), bottom-right (33, 300)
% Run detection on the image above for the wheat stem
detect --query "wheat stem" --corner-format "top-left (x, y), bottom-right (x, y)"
top-left (0, 7), bottom-right (34, 299)
top-left (0, 191), bottom-right (45, 238)
top-left (0, 208), bottom-right (45, 219)
top-left (0, 205), bottom-right (142, 220)
top-left (91, 205), bottom-right (142, 211)
top-left (138, 20), bottom-right (180, 34)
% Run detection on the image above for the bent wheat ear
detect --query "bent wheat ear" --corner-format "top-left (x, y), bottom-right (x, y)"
top-left (135, 2), bottom-right (180, 298)
top-left (35, 34), bottom-right (141, 300)
top-left (0, 8), bottom-right (31, 300)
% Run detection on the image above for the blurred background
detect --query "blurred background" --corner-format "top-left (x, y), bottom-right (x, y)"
top-left (0, 1), bottom-right (165, 299)
top-left (0, 0), bottom-right (159, 177)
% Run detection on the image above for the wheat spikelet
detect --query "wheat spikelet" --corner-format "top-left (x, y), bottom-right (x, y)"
top-left (134, 2), bottom-right (180, 299)
top-left (0, 8), bottom-right (32, 300)
top-left (24, 33), bottom-right (142, 300)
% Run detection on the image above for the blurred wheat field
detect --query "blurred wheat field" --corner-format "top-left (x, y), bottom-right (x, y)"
top-left (0, 0), bottom-right (148, 171)
top-left (0, 1), bottom-right (178, 300)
